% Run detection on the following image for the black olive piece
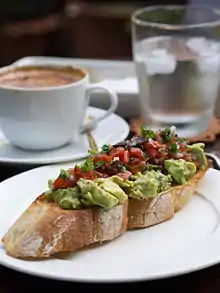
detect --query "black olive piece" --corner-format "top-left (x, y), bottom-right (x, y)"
top-left (129, 136), bottom-right (149, 146)
top-left (113, 136), bottom-right (149, 149)
top-left (113, 141), bottom-right (127, 148)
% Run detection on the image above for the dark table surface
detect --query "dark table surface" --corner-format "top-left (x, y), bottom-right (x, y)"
top-left (1, 132), bottom-right (220, 293)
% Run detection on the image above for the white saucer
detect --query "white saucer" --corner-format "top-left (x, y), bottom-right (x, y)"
top-left (0, 107), bottom-right (129, 165)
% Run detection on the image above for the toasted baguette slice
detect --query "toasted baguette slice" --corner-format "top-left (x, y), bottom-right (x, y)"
top-left (2, 195), bottom-right (128, 259)
top-left (127, 168), bottom-right (208, 229)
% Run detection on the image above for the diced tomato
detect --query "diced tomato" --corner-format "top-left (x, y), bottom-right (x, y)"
top-left (117, 170), bottom-right (132, 180)
top-left (129, 147), bottom-right (144, 159)
top-left (69, 166), bottom-right (81, 176)
top-left (142, 141), bottom-right (158, 152)
top-left (110, 147), bottom-right (124, 157)
top-left (75, 170), bottom-right (98, 181)
top-left (121, 150), bottom-right (130, 164)
top-left (92, 154), bottom-right (112, 163)
top-left (147, 147), bottom-right (158, 158)
top-left (141, 142), bottom-right (149, 150)
top-left (128, 159), bottom-right (146, 173)
top-left (129, 165), bottom-right (145, 174)
top-left (110, 147), bottom-right (130, 164)
top-left (158, 143), bottom-right (167, 151)
top-left (148, 138), bottom-right (160, 147)
top-left (83, 171), bottom-right (98, 180)
top-left (53, 177), bottom-right (67, 189)
top-left (129, 158), bottom-right (140, 166)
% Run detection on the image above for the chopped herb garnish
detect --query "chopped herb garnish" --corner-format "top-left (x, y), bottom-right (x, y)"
top-left (94, 161), bottom-right (105, 169)
top-left (143, 152), bottom-right (149, 158)
top-left (48, 179), bottom-right (54, 190)
top-left (59, 169), bottom-right (70, 179)
top-left (177, 137), bottom-right (187, 143)
top-left (80, 158), bottom-right (94, 172)
top-left (161, 127), bottom-right (173, 142)
top-left (101, 144), bottom-right (111, 154)
top-left (140, 126), bottom-right (156, 140)
top-left (168, 142), bottom-right (178, 153)
top-left (121, 166), bottom-right (126, 172)
top-left (74, 164), bottom-right (80, 170)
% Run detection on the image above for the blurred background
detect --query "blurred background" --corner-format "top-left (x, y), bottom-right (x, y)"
top-left (0, 0), bottom-right (219, 66)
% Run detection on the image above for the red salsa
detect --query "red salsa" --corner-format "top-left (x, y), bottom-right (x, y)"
top-left (52, 127), bottom-right (194, 190)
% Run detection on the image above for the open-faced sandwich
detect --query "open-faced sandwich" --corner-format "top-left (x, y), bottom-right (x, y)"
top-left (2, 126), bottom-right (209, 259)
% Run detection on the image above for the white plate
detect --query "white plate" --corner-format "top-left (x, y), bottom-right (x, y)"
top-left (0, 165), bottom-right (220, 282)
top-left (0, 106), bottom-right (129, 165)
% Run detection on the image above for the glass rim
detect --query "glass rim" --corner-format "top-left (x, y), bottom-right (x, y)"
top-left (131, 5), bottom-right (220, 30)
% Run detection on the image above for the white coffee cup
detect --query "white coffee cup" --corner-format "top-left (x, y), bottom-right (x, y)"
top-left (0, 64), bottom-right (118, 151)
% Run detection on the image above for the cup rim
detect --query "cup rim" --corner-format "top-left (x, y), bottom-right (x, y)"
top-left (0, 64), bottom-right (88, 91)
top-left (131, 4), bottom-right (220, 30)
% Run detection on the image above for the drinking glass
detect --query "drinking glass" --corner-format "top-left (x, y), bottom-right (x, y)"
top-left (132, 5), bottom-right (220, 137)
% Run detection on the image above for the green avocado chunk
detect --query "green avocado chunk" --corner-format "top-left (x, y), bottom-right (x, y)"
top-left (130, 172), bottom-right (143, 181)
top-left (95, 175), bottom-right (129, 203)
top-left (48, 187), bottom-right (82, 209)
top-left (127, 175), bottom-right (158, 199)
top-left (164, 159), bottom-right (196, 184)
top-left (146, 170), bottom-right (172, 192)
top-left (187, 143), bottom-right (207, 170)
top-left (125, 171), bottom-right (171, 199)
top-left (47, 166), bottom-right (175, 208)
top-left (77, 178), bottom-right (119, 209)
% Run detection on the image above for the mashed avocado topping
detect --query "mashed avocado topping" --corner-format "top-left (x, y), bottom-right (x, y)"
top-left (124, 171), bottom-right (172, 199)
top-left (46, 171), bottom-right (173, 209)
top-left (46, 187), bottom-right (82, 209)
top-left (95, 176), bottom-right (132, 203)
top-left (164, 159), bottom-right (197, 184)
top-left (77, 178), bottom-right (119, 209)
top-left (46, 175), bottom-right (129, 210)
top-left (187, 143), bottom-right (207, 170)
top-left (46, 126), bottom-right (208, 210)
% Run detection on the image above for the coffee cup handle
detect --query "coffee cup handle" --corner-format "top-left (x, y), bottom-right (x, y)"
top-left (80, 84), bottom-right (118, 133)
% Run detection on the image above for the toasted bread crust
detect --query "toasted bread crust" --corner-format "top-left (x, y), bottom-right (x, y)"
top-left (127, 168), bottom-right (208, 229)
top-left (173, 168), bottom-right (207, 212)
top-left (127, 190), bottom-right (175, 229)
top-left (2, 196), bottom-right (128, 259)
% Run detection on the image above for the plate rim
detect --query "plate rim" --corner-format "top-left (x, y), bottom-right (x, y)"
top-left (0, 166), bottom-right (220, 282)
